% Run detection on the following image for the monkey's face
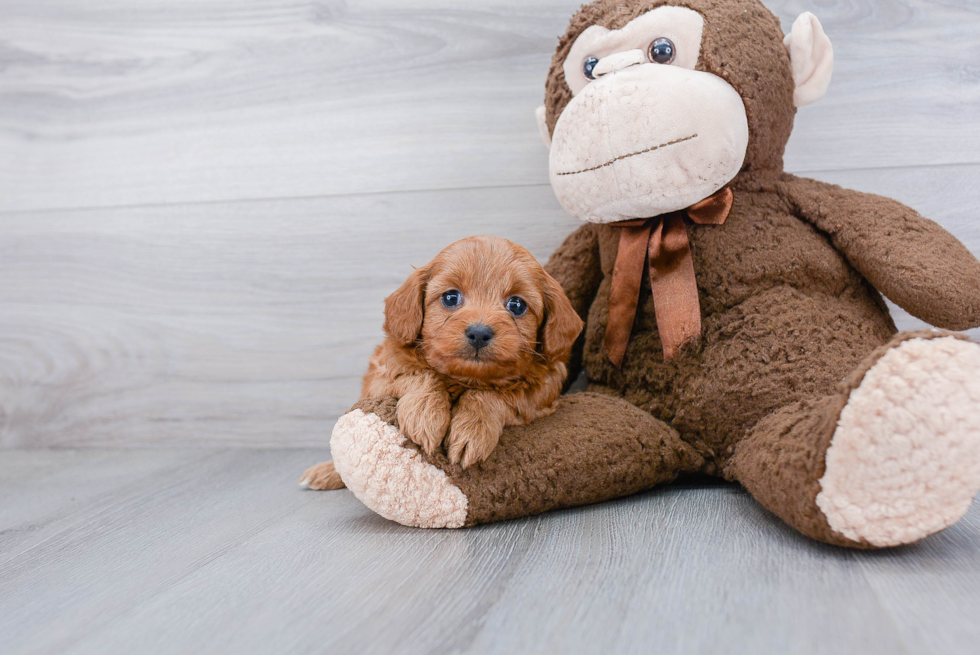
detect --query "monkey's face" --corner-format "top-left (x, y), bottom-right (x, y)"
top-left (548, 6), bottom-right (749, 224)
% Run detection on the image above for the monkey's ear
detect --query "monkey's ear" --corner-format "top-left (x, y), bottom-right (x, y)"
top-left (383, 264), bottom-right (430, 346)
top-left (540, 271), bottom-right (583, 362)
top-left (535, 106), bottom-right (552, 149)
top-left (784, 12), bottom-right (834, 107)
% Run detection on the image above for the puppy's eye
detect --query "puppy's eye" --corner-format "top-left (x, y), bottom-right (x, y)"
top-left (648, 38), bottom-right (676, 65)
top-left (583, 56), bottom-right (599, 80)
top-left (505, 296), bottom-right (528, 317)
top-left (441, 290), bottom-right (462, 308)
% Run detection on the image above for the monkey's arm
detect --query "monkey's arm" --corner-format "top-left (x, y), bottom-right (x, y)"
top-left (544, 223), bottom-right (604, 383)
top-left (778, 175), bottom-right (980, 330)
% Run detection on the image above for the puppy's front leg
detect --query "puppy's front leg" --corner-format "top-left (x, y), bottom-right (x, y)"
top-left (396, 373), bottom-right (451, 456)
top-left (446, 390), bottom-right (510, 468)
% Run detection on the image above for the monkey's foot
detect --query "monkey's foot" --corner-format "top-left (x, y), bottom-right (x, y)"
top-left (817, 335), bottom-right (980, 547)
top-left (330, 402), bottom-right (469, 528)
top-left (330, 395), bottom-right (703, 528)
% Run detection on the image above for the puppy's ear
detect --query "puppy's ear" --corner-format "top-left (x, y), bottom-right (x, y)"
top-left (540, 271), bottom-right (584, 361)
top-left (383, 264), bottom-right (430, 345)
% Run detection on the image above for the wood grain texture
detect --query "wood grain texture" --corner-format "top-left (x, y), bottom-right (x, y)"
top-left (0, 449), bottom-right (322, 654)
top-left (856, 506), bottom-right (980, 655)
top-left (0, 450), bottom-right (978, 655)
top-left (0, 185), bottom-right (578, 447)
top-left (1, 1), bottom-right (979, 211)
top-left (0, 449), bottom-right (202, 555)
top-left (1, 165), bottom-right (976, 448)
top-left (1, 0), bottom-right (979, 448)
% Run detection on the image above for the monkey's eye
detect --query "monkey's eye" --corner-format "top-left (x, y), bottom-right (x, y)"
top-left (583, 56), bottom-right (599, 80)
top-left (648, 38), bottom-right (676, 65)
top-left (441, 290), bottom-right (462, 308)
top-left (505, 296), bottom-right (528, 317)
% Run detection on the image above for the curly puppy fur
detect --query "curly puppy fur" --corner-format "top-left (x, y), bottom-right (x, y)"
top-left (301, 236), bottom-right (583, 488)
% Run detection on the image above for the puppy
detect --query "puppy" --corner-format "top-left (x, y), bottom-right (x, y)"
top-left (300, 235), bottom-right (584, 490)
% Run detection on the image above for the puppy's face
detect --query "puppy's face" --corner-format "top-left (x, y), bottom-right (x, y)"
top-left (384, 236), bottom-right (583, 384)
top-left (421, 240), bottom-right (544, 382)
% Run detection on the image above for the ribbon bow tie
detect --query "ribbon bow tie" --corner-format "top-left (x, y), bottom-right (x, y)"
top-left (605, 187), bottom-right (734, 367)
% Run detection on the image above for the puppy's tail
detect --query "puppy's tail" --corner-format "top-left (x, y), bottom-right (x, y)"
top-left (299, 460), bottom-right (347, 490)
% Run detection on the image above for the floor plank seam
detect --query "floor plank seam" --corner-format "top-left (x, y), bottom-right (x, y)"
top-left (54, 494), bottom-right (323, 653)
top-left (3, 161), bottom-right (979, 218)
top-left (0, 450), bottom-right (232, 571)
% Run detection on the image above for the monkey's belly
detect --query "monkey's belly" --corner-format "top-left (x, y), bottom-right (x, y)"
top-left (582, 283), bottom-right (897, 462)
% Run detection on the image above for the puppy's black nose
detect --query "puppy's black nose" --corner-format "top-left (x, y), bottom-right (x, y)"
top-left (465, 324), bottom-right (494, 350)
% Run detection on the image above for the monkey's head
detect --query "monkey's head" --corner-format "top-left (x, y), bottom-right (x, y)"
top-left (536, 0), bottom-right (834, 223)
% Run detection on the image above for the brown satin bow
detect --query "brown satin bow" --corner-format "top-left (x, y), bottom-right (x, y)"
top-left (605, 187), bottom-right (734, 367)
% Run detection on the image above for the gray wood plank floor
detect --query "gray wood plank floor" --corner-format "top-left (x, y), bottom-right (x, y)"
top-left (0, 449), bottom-right (978, 655)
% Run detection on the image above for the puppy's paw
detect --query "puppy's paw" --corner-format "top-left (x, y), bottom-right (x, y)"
top-left (397, 390), bottom-right (451, 455)
top-left (446, 415), bottom-right (500, 469)
top-left (299, 460), bottom-right (346, 490)
top-left (515, 404), bottom-right (558, 426)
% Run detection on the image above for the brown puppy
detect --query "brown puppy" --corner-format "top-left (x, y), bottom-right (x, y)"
top-left (300, 235), bottom-right (584, 490)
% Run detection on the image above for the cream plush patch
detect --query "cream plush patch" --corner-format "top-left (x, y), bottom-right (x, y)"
top-left (330, 409), bottom-right (468, 529)
top-left (817, 337), bottom-right (980, 547)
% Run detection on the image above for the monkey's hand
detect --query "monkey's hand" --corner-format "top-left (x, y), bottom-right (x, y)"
top-left (396, 387), bottom-right (451, 456)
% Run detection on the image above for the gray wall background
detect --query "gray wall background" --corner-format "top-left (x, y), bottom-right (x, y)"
top-left (1, 0), bottom-right (978, 448)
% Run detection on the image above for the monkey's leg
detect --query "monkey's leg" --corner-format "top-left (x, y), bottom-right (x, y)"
top-left (727, 331), bottom-right (980, 548)
top-left (328, 393), bottom-right (703, 528)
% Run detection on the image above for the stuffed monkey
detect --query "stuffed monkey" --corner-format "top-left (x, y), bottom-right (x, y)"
top-left (323, 0), bottom-right (980, 548)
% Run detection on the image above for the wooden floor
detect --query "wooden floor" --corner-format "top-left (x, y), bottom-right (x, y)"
top-left (3, 0), bottom-right (980, 653)
top-left (0, 449), bottom-right (977, 655)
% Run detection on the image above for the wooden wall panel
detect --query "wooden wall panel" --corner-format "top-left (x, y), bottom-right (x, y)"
top-left (1, 1), bottom-right (979, 211)
top-left (1, 1), bottom-right (978, 447)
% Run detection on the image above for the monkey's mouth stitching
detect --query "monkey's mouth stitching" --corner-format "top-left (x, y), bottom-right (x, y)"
top-left (556, 134), bottom-right (698, 177)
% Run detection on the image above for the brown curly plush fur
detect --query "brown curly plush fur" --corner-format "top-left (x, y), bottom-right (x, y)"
top-left (548, 176), bottom-right (980, 475)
